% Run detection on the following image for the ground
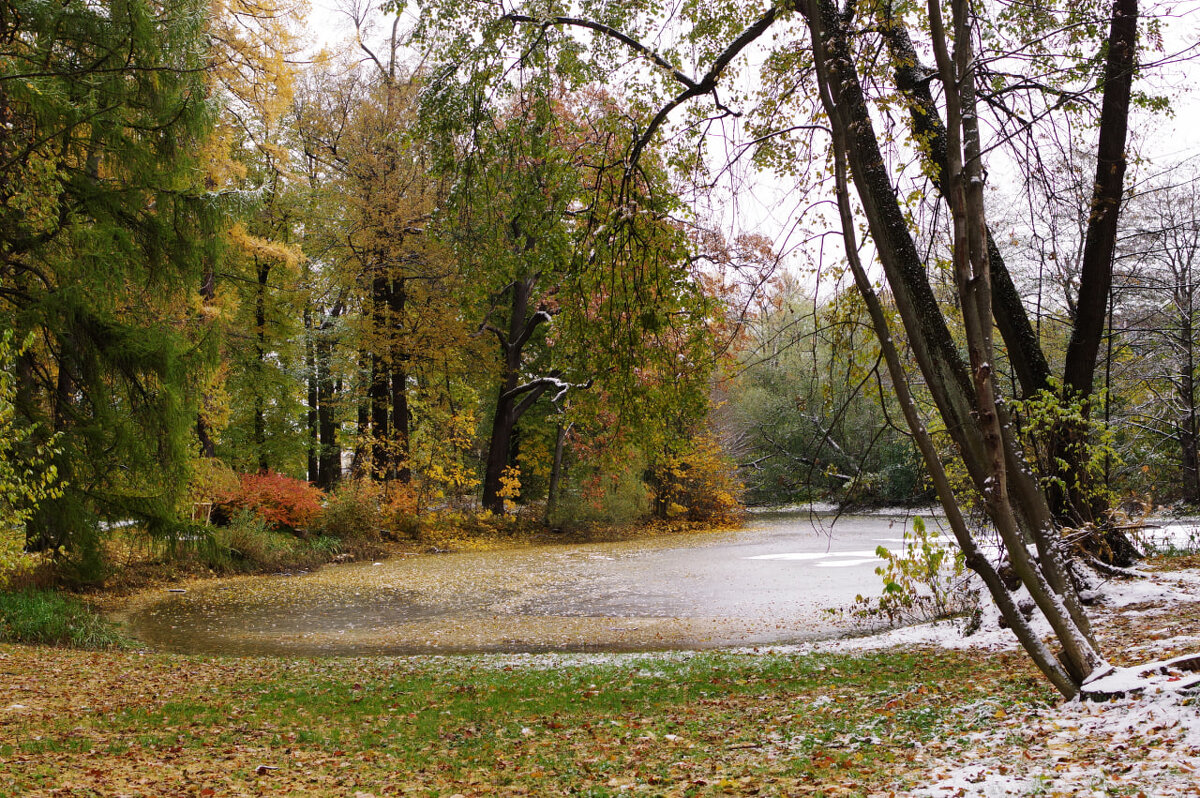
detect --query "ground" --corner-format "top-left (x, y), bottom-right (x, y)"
top-left (1, 559), bottom-right (1198, 796)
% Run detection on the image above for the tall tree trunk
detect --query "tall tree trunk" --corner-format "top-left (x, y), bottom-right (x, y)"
top-left (825, 99), bottom-right (1083, 695)
top-left (804, 0), bottom-right (1102, 692)
top-left (315, 312), bottom-right (343, 489)
top-left (545, 418), bottom-right (569, 524)
top-left (1063, 0), bottom-right (1138, 399)
top-left (254, 258), bottom-right (269, 473)
top-left (1181, 313), bottom-right (1200, 504)
top-left (482, 395), bottom-right (516, 514)
top-left (389, 278), bottom-right (411, 483)
top-left (1050, 0), bottom-right (1138, 532)
top-left (481, 276), bottom-right (553, 513)
top-left (369, 274), bottom-right (391, 479)
top-left (305, 306), bottom-right (319, 483)
top-left (353, 348), bottom-right (370, 478)
top-left (196, 265), bottom-right (217, 458)
top-left (1182, 410), bottom-right (1200, 505)
top-left (880, 0), bottom-right (1141, 563)
top-left (877, 5), bottom-right (1051, 399)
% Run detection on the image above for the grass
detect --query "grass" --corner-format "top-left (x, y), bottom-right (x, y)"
top-left (0, 643), bottom-right (1056, 796)
top-left (4, 553), bottom-right (1199, 794)
top-left (0, 589), bottom-right (133, 648)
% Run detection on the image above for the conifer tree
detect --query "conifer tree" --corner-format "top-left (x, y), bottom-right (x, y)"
top-left (0, 0), bottom-right (221, 572)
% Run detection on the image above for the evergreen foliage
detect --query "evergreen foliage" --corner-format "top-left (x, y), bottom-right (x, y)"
top-left (1, 0), bottom-right (222, 575)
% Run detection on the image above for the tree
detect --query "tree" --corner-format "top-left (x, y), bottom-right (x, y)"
top-left (0, 331), bottom-right (60, 578)
top-left (424, 52), bottom-right (714, 513)
top-left (725, 277), bottom-right (926, 507)
top-left (293, 16), bottom-right (472, 492)
top-left (1, 0), bottom-right (220, 571)
top-left (413, 0), bottom-right (1185, 696)
top-left (1120, 168), bottom-right (1200, 504)
top-left (203, 0), bottom-right (309, 477)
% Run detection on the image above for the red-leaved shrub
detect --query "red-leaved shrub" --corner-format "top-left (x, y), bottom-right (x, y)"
top-left (219, 471), bottom-right (324, 532)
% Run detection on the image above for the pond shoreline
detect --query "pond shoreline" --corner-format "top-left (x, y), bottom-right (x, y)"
top-left (111, 510), bottom-right (934, 657)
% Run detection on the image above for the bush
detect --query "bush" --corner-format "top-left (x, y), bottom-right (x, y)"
top-left (218, 471), bottom-right (324, 532)
top-left (556, 463), bottom-right (653, 527)
top-left (198, 509), bottom-right (329, 572)
top-left (0, 589), bottom-right (133, 648)
top-left (651, 435), bottom-right (744, 524)
top-left (184, 458), bottom-right (239, 523)
top-left (379, 482), bottom-right (421, 539)
top-left (316, 479), bottom-right (383, 541)
top-left (852, 516), bottom-right (976, 625)
top-left (0, 330), bottom-right (62, 586)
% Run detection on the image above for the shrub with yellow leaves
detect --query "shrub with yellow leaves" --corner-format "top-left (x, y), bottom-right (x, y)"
top-left (651, 435), bottom-right (743, 524)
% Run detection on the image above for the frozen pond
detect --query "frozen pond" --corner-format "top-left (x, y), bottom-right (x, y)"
top-left (121, 509), bottom-right (943, 656)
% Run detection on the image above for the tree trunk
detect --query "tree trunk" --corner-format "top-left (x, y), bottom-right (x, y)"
top-left (254, 258), bottom-right (269, 473)
top-left (481, 276), bottom-right (553, 513)
top-left (369, 274), bottom-right (391, 479)
top-left (482, 395), bottom-right (516, 514)
top-left (879, 0), bottom-right (1140, 562)
top-left (826, 108), bottom-right (1084, 695)
top-left (1181, 315), bottom-right (1200, 504)
top-left (804, 0), bottom-right (1104, 694)
top-left (1050, 0), bottom-right (1138, 532)
top-left (353, 347), bottom-right (371, 478)
top-left (315, 322), bottom-right (342, 490)
top-left (877, 4), bottom-right (1052, 400)
top-left (1063, 0), bottom-right (1138, 399)
top-left (389, 279), bottom-right (411, 483)
top-left (197, 266), bottom-right (217, 458)
top-left (1182, 411), bottom-right (1200, 506)
top-left (545, 418), bottom-right (569, 524)
top-left (305, 306), bottom-right (319, 483)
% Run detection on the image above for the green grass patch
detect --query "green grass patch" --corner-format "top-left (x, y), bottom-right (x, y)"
top-left (0, 645), bottom-right (1056, 795)
top-left (0, 589), bottom-right (133, 648)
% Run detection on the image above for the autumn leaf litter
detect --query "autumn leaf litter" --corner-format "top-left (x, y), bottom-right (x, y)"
top-left (408, 558), bottom-right (1200, 796)
top-left (9, 535), bottom-right (1200, 795)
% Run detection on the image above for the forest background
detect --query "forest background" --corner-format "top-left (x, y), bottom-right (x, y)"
top-left (2, 0), bottom-right (1200, 602)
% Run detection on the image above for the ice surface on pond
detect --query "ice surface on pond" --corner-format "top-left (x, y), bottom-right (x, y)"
top-left (122, 510), bottom-right (930, 656)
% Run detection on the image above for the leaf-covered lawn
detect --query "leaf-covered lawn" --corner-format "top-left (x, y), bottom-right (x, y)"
top-left (6, 562), bottom-right (1200, 796)
top-left (0, 644), bottom-right (1055, 796)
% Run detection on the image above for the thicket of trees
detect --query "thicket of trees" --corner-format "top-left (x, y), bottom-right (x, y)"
top-left (415, 0), bottom-right (1200, 697)
top-left (0, 0), bottom-right (737, 584)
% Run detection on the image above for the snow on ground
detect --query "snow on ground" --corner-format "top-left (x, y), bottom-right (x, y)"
top-left (901, 564), bottom-right (1200, 797)
top-left (1140, 518), bottom-right (1200, 554)
top-left (914, 690), bottom-right (1200, 797)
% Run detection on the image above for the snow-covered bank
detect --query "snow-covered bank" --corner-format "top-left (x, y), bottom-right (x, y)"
top-left (881, 565), bottom-right (1200, 796)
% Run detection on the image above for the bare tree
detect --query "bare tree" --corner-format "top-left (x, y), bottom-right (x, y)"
top-left (1121, 168), bottom-right (1200, 504)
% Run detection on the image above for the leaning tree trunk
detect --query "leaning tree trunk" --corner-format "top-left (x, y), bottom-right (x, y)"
top-left (825, 111), bottom-right (1086, 697)
top-left (876, 6), bottom-right (1052, 401)
top-left (803, 0), bottom-right (1105, 694)
top-left (878, 0), bottom-right (1142, 566)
